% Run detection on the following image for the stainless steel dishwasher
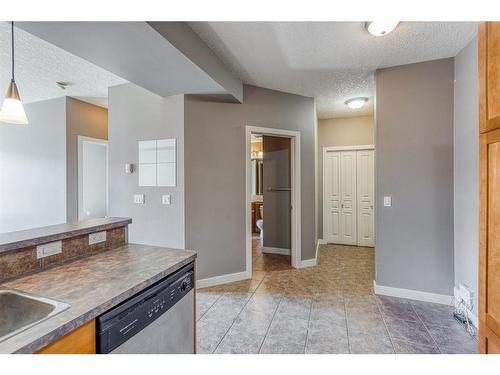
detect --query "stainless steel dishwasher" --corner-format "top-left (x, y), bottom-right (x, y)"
top-left (96, 263), bottom-right (194, 354)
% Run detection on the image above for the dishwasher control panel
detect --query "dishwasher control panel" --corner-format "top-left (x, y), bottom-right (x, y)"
top-left (146, 273), bottom-right (191, 319)
top-left (96, 262), bottom-right (194, 353)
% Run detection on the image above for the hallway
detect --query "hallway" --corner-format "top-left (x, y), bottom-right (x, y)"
top-left (196, 243), bottom-right (478, 354)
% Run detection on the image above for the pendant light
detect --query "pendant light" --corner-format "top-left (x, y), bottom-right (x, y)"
top-left (0, 22), bottom-right (28, 125)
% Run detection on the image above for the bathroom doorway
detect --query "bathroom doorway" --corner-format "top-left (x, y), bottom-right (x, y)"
top-left (245, 126), bottom-right (302, 279)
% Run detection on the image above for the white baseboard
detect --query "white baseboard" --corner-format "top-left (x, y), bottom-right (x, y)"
top-left (317, 238), bottom-right (327, 245)
top-left (298, 258), bottom-right (317, 268)
top-left (197, 270), bottom-right (250, 289)
top-left (373, 281), bottom-right (453, 306)
top-left (262, 247), bottom-right (290, 255)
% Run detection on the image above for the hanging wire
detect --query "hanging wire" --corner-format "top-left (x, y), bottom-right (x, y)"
top-left (11, 21), bottom-right (15, 80)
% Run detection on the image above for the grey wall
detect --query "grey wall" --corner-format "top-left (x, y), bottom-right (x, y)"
top-left (454, 37), bottom-right (479, 315)
top-left (375, 59), bottom-right (455, 295)
top-left (108, 83), bottom-right (185, 249)
top-left (66, 97), bottom-right (108, 222)
top-left (317, 115), bottom-right (374, 238)
top-left (0, 97), bottom-right (66, 233)
top-left (184, 85), bottom-right (316, 279)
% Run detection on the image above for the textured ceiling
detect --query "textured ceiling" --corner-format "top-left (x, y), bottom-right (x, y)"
top-left (0, 22), bottom-right (127, 108)
top-left (188, 22), bottom-right (478, 119)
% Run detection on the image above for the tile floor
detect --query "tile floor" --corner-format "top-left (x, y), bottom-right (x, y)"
top-left (196, 238), bottom-right (478, 354)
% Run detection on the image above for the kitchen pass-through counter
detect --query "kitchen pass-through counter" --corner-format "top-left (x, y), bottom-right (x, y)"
top-left (0, 218), bottom-right (196, 354)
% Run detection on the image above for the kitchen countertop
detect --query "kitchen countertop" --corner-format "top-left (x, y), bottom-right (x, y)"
top-left (0, 217), bottom-right (132, 253)
top-left (0, 244), bottom-right (196, 354)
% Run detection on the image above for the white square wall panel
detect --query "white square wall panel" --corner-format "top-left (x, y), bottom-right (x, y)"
top-left (157, 163), bottom-right (176, 187)
top-left (139, 164), bottom-right (157, 186)
top-left (138, 140), bottom-right (157, 164)
top-left (137, 138), bottom-right (177, 187)
top-left (157, 139), bottom-right (176, 163)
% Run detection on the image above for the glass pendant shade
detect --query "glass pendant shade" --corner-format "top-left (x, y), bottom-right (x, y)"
top-left (0, 79), bottom-right (28, 125)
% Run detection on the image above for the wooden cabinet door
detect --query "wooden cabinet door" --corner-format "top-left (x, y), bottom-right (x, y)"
top-left (480, 22), bottom-right (500, 133)
top-left (480, 128), bottom-right (500, 352)
top-left (479, 21), bottom-right (500, 354)
top-left (480, 320), bottom-right (500, 354)
top-left (36, 319), bottom-right (96, 354)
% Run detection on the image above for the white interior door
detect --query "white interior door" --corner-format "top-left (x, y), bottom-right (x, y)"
top-left (356, 150), bottom-right (374, 246)
top-left (323, 151), bottom-right (341, 243)
top-left (78, 137), bottom-right (108, 220)
top-left (340, 151), bottom-right (357, 245)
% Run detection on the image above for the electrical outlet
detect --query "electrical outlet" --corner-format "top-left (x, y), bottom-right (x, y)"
top-left (134, 194), bottom-right (145, 204)
top-left (36, 241), bottom-right (62, 259)
top-left (89, 231), bottom-right (107, 245)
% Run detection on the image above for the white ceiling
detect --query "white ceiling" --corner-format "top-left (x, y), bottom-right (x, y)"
top-left (188, 22), bottom-right (478, 119)
top-left (0, 22), bottom-right (127, 108)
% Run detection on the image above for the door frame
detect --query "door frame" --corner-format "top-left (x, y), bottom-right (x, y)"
top-left (77, 136), bottom-right (109, 221)
top-left (322, 145), bottom-right (374, 245)
top-left (245, 126), bottom-right (302, 277)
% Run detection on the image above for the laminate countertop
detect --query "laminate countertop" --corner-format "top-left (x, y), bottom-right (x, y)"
top-left (0, 244), bottom-right (197, 353)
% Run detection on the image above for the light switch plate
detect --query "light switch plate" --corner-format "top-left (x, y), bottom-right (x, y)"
top-left (36, 241), bottom-right (62, 259)
top-left (162, 194), bottom-right (171, 205)
top-left (134, 194), bottom-right (145, 204)
top-left (89, 231), bottom-right (107, 245)
top-left (383, 196), bottom-right (392, 207)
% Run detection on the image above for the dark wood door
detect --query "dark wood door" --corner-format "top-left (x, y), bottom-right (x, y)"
top-left (262, 135), bottom-right (291, 250)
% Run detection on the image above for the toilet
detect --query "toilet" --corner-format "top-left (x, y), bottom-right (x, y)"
top-left (256, 206), bottom-right (264, 240)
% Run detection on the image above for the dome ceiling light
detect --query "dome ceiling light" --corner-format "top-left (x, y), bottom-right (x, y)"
top-left (365, 21), bottom-right (400, 37)
top-left (345, 97), bottom-right (368, 109)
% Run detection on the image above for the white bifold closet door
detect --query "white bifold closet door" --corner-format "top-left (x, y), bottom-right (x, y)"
top-left (323, 149), bottom-right (374, 247)
top-left (356, 150), bottom-right (374, 247)
top-left (339, 151), bottom-right (357, 245)
top-left (324, 151), bottom-right (342, 244)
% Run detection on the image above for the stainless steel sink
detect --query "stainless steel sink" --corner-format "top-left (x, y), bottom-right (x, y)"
top-left (0, 288), bottom-right (70, 343)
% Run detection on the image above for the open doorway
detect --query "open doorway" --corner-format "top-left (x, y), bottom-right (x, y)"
top-left (77, 136), bottom-right (109, 220)
top-left (245, 126), bottom-right (302, 279)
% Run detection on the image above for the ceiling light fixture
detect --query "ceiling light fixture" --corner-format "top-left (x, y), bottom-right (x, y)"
top-left (345, 97), bottom-right (368, 109)
top-left (365, 21), bottom-right (400, 37)
top-left (0, 22), bottom-right (28, 125)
